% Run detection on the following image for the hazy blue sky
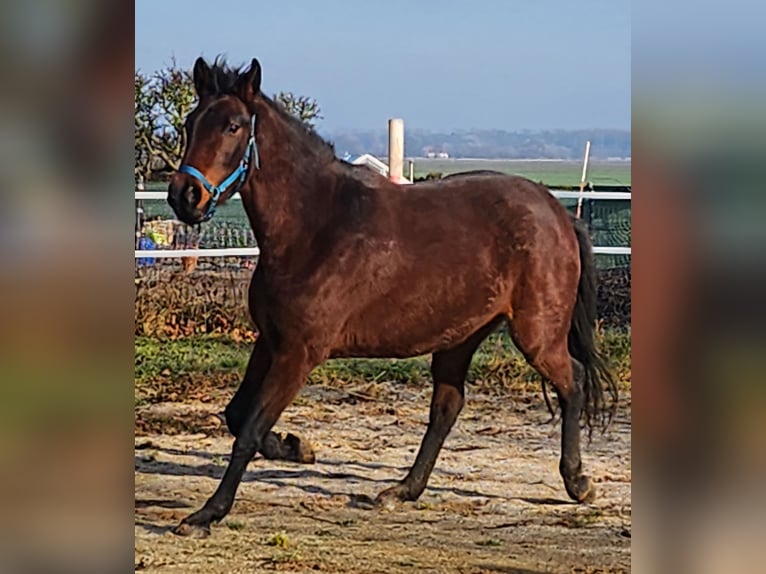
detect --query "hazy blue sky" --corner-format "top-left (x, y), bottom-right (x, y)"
top-left (135, 0), bottom-right (630, 132)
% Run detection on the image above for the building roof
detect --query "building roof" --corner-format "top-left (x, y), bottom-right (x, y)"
top-left (344, 153), bottom-right (412, 184)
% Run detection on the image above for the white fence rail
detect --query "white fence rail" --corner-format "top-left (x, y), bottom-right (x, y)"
top-left (135, 189), bottom-right (631, 257)
top-left (135, 247), bottom-right (261, 258)
top-left (135, 190), bottom-right (633, 201)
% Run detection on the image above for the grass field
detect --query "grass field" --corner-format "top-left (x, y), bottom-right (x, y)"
top-left (410, 158), bottom-right (631, 186)
top-left (135, 330), bottom-right (631, 396)
top-left (144, 159), bottom-right (630, 191)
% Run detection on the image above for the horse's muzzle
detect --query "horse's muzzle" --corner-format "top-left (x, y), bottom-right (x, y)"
top-left (167, 173), bottom-right (205, 225)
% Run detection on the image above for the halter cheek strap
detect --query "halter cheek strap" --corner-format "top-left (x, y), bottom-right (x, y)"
top-left (178, 114), bottom-right (259, 221)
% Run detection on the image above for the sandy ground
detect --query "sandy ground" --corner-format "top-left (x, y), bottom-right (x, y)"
top-left (135, 379), bottom-right (631, 573)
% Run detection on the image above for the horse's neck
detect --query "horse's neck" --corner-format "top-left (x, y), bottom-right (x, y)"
top-left (242, 103), bottom-right (336, 263)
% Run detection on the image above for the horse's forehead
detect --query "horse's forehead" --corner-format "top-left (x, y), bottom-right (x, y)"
top-left (209, 96), bottom-right (245, 115)
top-left (194, 96), bottom-right (245, 124)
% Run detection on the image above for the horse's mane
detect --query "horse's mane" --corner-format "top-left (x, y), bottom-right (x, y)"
top-left (207, 57), bottom-right (336, 163)
top-left (206, 56), bottom-right (244, 94)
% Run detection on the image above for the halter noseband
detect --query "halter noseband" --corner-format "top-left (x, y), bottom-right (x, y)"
top-left (178, 114), bottom-right (260, 221)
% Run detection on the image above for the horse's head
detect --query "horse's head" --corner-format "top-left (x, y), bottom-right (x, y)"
top-left (168, 57), bottom-right (262, 225)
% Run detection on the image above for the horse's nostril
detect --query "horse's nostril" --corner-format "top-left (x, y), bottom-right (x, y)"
top-left (184, 185), bottom-right (200, 206)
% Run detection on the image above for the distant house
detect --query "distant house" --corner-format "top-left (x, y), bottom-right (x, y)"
top-left (346, 153), bottom-right (388, 176)
top-left (343, 153), bottom-right (412, 185)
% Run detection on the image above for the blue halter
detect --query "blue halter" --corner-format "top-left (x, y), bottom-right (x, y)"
top-left (178, 114), bottom-right (260, 221)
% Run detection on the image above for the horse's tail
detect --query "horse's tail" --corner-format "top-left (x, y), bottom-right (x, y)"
top-left (566, 215), bottom-right (619, 434)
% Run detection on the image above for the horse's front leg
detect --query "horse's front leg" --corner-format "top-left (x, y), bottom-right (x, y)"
top-left (224, 340), bottom-right (315, 464)
top-left (174, 346), bottom-right (316, 537)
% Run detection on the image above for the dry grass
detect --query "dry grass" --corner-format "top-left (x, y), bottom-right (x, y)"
top-left (135, 267), bottom-right (630, 338)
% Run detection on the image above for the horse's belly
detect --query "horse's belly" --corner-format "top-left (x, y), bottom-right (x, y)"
top-left (332, 286), bottom-right (505, 359)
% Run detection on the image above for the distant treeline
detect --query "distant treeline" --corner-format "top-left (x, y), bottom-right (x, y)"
top-left (323, 128), bottom-right (630, 160)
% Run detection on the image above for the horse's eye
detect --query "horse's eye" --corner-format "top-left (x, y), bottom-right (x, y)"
top-left (228, 123), bottom-right (241, 134)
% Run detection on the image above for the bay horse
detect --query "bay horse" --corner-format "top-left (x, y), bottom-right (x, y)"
top-left (166, 57), bottom-right (617, 537)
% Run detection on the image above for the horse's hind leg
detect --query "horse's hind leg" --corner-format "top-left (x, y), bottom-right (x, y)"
top-left (509, 316), bottom-right (595, 503)
top-left (375, 321), bottom-right (498, 507)
top-left (558, 357), bottom-right (595, 503)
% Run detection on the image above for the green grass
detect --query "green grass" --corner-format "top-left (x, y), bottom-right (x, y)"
top-left (141, 183), bottom-right (247, 225)
top-left (266, 532), bottom-right (290, 547)
top-left (134, 336), bottom-right (251, 385)
top-left (135, 329), bottom-right (631, 392)
top-left (411, 158), bottom-right (631, 186)
top-left (476, 538), bottom-right (503, 547)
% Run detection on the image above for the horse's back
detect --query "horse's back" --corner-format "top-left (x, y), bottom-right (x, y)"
top-left (325, 171), bottom-right (578, 357)
top-left (391, 171), bottom-right (573, 253)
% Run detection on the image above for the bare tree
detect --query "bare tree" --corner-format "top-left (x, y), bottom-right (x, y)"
top-left (274, 92), bottom-right (323, 128)
top-left (134, 58), bottom-right (196, 182)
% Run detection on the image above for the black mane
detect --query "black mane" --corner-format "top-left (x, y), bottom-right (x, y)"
top-left (206, 56), bottom-right (335, 160)
top-left (264, 94), bottom-right (336, 160)
top-left (206, 56), bottom-right (246, 95)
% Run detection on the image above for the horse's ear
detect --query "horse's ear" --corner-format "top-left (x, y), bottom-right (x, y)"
top-left (193, 57), bottom-right (213, 96)
top-left (238, 58), bottom-right (262, 102)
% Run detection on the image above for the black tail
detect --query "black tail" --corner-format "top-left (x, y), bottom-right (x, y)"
top-left (567, 216), bottom-right (619, 434)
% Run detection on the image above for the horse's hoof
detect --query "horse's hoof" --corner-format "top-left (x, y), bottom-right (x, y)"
top-left (284, 432), bottom-right (316, 464)
top-left (347, 493), bottom-right (376, 510)
top-left (260, 432), bottom-right (316, 464)
top-left (579, 484), bottom-right (597, 504)
top-left (566, 475), bottom-right (597, 504)
top-left (374, 485), bottom-right (410, 510)
top-left (173, 521), bottom-right (211, 538)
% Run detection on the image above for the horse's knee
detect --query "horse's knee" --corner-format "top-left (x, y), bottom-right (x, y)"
top-left (224, 395), bottom-right (248, 437)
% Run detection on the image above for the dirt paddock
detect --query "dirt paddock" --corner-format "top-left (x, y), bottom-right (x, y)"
top-left (135, 379), bottom-right (631, 573)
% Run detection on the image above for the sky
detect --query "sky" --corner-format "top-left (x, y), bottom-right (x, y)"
top-left (135, 0), bottom-right (630, 133)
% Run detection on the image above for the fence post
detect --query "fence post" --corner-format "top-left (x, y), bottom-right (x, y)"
top-left (135, 177), bottom-right (145, 248)
top-left (388, 118), bottom-right (404, 183)
top-left (575, 140), bottom-right (591, 218)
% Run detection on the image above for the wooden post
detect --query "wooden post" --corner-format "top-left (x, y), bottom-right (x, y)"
top-left (388, 118), bottom-right (404, 183)
top-left (135, 177), bottom-right (145, 249)
top-left (408, 159), bottom-right (414, 183)
top-left (576, 140), bottom-right (591, 218)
